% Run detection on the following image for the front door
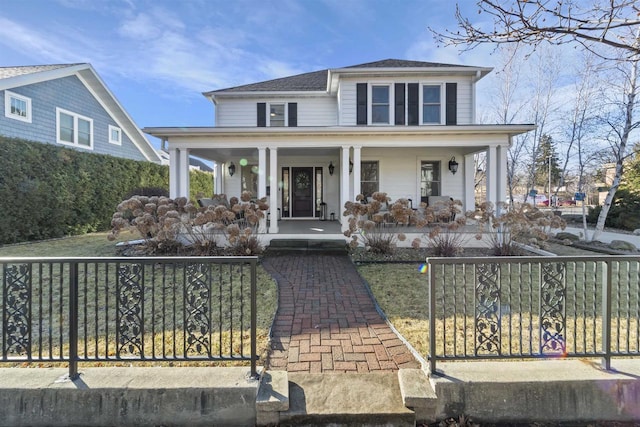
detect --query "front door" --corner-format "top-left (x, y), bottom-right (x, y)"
top-left (291, 167), bottom-right (314, 217)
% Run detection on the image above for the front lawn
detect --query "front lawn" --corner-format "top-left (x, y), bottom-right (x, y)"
top-left (0, 232), bottom-right (278, 368)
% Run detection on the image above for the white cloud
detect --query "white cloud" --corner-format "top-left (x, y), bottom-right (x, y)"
top-left (0, 17), bottom-right (89, 64)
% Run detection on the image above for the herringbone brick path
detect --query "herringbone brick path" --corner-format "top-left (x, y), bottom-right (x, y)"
top-left (262, 253), bottom-right (420, 373)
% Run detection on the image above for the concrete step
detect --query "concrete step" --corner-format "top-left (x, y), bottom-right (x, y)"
top-left (276, 372), bottom-right (415, 427)
top-left (267, 239), bottom-right (347, 253)
top-left (398, 368), bottom-right (438, 424)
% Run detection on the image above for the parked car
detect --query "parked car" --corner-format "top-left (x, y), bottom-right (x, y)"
top-left (558, 199), bottom-right (576, 206)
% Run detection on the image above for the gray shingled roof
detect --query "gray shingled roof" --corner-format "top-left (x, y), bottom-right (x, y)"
top-left (345, 58), bottom-right (471, 68)
top-left (207, 69), bottom-right (328, 94)
top-left (0, 64), bottom-right (83, 80)
top-left (207, 59), bottom-right (472, 94)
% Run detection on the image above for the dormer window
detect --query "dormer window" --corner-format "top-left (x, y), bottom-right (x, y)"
top-left (371, 86), bottom-right (390, 124)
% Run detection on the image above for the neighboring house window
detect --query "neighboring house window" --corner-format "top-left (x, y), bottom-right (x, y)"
top-left (56, 108), bottom-right (93, 149)
top-left (4, 90), bottom-right (32, 123)
top-left (420, 161), bottom-right (441, 203)
top-left (371, 85), bottom-right (390, 124)
top-left (108, 125), bottom-right (122, 145)
top-left (422, 85), bottom-right (442, 124)
top-left (360, 161), bottom-right (379, 198)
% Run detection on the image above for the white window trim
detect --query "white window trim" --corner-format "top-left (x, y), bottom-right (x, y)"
top-left (108, 124), bottom-right (122, 145)
top-left (4, 90), bottom-right (32, 123)
top-left (56, 107), bottom-right (94, 150)
top-left (419, 82), bottom-right (445, 125)
top-left (416, 159), bottom-right (443, 202)
top-left (267, 102), bottom-right (287, 127)
top-left (368, 83), bottom-right (393, 125)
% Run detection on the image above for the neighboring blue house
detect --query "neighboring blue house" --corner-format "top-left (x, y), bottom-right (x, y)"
top-left (0, 63), bottom-right (161, 163)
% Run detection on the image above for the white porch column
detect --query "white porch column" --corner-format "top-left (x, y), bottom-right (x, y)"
top-left (352, 145), bottom-right (361, 198)
top-left (169, 148), bottom-right (180, 198)
top-left (178, 148), bottom-right (190, 198)
top-left (258, 148), bottom-right (267, 199)
top-left (496, 145), bottom-right (508, 206)
top-left (464, 154), bottom-right (475, 213)
top-left (486, 145), bottom-right (498, 208)
top-left (214, 162), bottom-right (223, 195)
top-left (340, 145), bottom-right (351, 231)
top-left (269, 147), bottom-right (278, 234)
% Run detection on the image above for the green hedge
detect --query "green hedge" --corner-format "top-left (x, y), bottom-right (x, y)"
top-left (0, 137), bottom-right (213, 244)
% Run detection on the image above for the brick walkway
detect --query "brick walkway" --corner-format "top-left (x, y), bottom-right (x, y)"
top-left (262, 253), bottom-right (420, 373)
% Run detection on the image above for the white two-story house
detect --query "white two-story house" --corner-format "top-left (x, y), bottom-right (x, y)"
top-left (144, 59), bottom-right (533, 235)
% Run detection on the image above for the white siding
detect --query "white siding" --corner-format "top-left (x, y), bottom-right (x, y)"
top-left (361, 147), bottom-right (466, 203)
top-left (299, 97), bottom-right (337, 126)
top-left (215, 99), bottom-right (257, 127)
top-left (215, 97), bottom-right (338, 127)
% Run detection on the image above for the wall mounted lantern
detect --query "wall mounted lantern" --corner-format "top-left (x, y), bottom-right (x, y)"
top-left (349, 159), bottom-right (354, 174)
top-left (448, 157), bottom-right (459, 175)
top-left (328, 161), bottom-right (335, 176)
top-left (228, 162), bottom-right (236, 177)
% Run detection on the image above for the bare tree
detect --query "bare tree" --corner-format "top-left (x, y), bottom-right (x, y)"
top-left (592, 51), bottom-right (640, 240)
top-left (556, 52), bottom-right (600, 235)
top-left (432, 1), bottom-right (640, 59)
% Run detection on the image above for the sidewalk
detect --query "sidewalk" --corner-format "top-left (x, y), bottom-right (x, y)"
top-left (564, 226), bottom-right (640, 247)
top-left (262, 253), bottom-right (420, 373)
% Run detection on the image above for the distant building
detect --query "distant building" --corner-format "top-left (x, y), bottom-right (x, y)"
top-left (0, 63), bottom-right (161, 163)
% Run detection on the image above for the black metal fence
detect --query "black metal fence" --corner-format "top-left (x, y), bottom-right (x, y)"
top-left (1, 257), bottom-right (258, 378)
top-left (427, 255), bottom-right (640, 373)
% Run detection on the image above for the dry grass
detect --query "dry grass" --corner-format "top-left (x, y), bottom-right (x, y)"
top-left (0, 232), bottom-right (278, 369)
top-left (358, 260), bottom-right (640, 361)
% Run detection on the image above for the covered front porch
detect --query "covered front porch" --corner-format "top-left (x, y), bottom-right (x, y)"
top-left (145, 125), bottom-right (533, 237)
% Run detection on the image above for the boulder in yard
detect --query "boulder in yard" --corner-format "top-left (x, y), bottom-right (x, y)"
top-left (555, 232), bottom-right (580, 242)
top-left (609, 240), bottom-right (637, 251)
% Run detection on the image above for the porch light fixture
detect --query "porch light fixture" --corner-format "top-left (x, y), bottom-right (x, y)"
top-left (328, 161), bottom-right (335, 176)
top-left (448, 157), bottom-right (459, 175)
top-left (228, 162), bottom-right (236, 177)
top-left (349, 159), bottom-right (353, 174)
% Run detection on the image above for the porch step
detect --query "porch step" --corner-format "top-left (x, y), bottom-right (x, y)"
top-left (266, 239), bottom-right (347, 254)
top-left (275, 373), bottom-right (415, 427)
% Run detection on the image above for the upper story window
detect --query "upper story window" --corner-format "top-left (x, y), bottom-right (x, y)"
top-left (56, 107), bottom-right (93, 149)
top-left (269, 104), bottom-right (285, 127)
top-left (109, 125), bottom-right (122, 145)
top-left (422, 85), bottom-right (442, 124)
top-left (371, 86), bottom-right (390, 124)
top-left (4, 90), bottom-right (32, 123)
top-left (257, 102), bottom-right (297, 127)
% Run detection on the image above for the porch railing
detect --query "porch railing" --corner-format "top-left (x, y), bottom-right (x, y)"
top-left (427, 255), bottom-right (640, 374)
top-left (1, 257), bottom-right (258, 378)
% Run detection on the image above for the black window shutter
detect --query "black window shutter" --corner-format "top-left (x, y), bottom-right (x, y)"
top-left (446, 83), bottom-right (457, 125)
top-left (356, 83), bottom-right (367, 125)
top-left (257, 103), bottom-right (266, 127)
top-left (288, 103), bottom-right (298, 127)
top-left (394, 83), bottom-right (405, 125)
top-left (407, 83), bottom-right (419, 125)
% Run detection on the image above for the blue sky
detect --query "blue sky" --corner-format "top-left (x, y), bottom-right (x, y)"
top-left (0, 0), bottom-right (495, 146)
